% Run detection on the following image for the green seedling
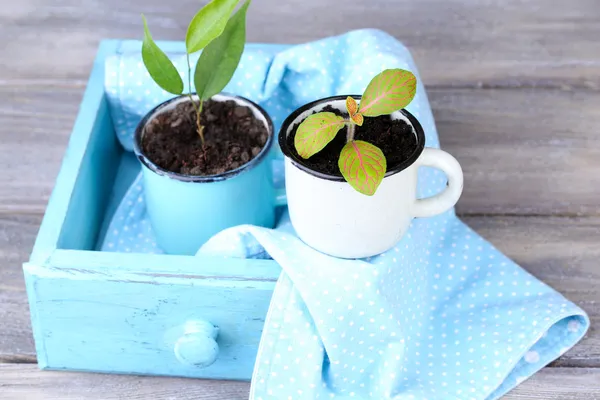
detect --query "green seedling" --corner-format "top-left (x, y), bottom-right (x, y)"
top-left (141, 0), bottom-right (250, 146)
top-left (294, 69), bottom-right (417, 196)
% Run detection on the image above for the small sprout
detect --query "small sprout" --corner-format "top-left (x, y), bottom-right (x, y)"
top-left (346, 96), bottom-right (363, 126)
top-left (350, 112), bottom-right (364, 127)
top-left (294, 68), bottom-right (417, 196)
top-left (141, 0), bottom-right (250, 146)
top-left (346, 96), bottom-right (358, 116)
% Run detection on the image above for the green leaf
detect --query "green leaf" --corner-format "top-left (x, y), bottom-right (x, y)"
top-left (338, 140), bottom-right (387, 196)
top-left (358, 69), bottom-right (417, 117)
top-left (194, 0), bottom-right (249, 100)
top-left (141, 15), bottom-right (184, 95)
top-left (185, 0), bottom-right (240, 54)
top-left (294, 112), bottom-right (345, 159)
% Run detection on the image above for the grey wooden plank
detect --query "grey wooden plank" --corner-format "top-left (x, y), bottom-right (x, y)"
top-left (1, 0), bottom-right (599, 87)
top-left (0, 214), bottom-right (37, 363)
top-left (2, 85), bottom-right (599, 215)
top-left (0, 364), bottom-right (598, 400)
top-left (1, 214), bottom-right (599, 367)
top-left (433, 87), bottom-right (600, 216)
top-left (0, 363), bottom-right (249, 400)
top-left (0, 85), bottom-right (81, 213)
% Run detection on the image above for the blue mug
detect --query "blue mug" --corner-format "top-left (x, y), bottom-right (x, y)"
top-left (134, 93), bottom-right (286, 255)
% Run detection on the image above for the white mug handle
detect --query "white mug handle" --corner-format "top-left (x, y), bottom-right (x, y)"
top-left (412, 148), bottom-right (464, 218)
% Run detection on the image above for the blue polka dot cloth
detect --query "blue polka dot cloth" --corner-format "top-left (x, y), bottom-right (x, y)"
top-left (101, 29), bottom-right (589, 399)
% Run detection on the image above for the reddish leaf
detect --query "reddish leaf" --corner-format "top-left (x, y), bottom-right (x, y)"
top-left (350, 113), bottom-right (364, 126)
top-left (338, 140), bottom-right (387, 196)
top-left (294, 112), bottom-right (345, 159)
top-left (346, 96), bottom-right (358, 116)
top-left (358, 69), bottom-right (417, 117)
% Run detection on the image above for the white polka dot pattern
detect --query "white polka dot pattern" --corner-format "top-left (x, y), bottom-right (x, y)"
top-left (101, 29), bottom-right (589, 400)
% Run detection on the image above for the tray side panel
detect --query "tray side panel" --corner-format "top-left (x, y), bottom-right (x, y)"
top-left (22, 265), bottom-right (49, 368)
top-left (57, 96), bottom-right (121, 251)
top-left (23, 263), bottom-right (275, 380)
top-left (29, 40), bottom-right (123, 262)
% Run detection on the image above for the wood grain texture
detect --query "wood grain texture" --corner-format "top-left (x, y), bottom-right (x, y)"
top-left (0, 363), bottom-right (249, 400)
top-left (2, 86), bottom-right (599, 215)
top-left (0, 85), bottom-right (81, 213)
top-left (435, 88), bottom-right (600, 216)
top-left (0, 215), bottom-right (37, 362)
top-left (0, 364), bottom-right (598, 400)
top-left (1, 214), bottom-right (599, 367)
top-left (1, 0), bottom-right (599, 87)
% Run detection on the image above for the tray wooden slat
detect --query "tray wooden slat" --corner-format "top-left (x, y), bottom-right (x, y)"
top-left (0, 364), bottom-right (598, 400)
top-left (2, 0), bottom-right (600, 87)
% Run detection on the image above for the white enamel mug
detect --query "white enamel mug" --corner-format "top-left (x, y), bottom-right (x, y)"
top-left (278, 95), bottom-right (464, 259)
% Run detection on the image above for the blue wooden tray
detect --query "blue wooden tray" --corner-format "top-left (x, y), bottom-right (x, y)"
top-left (24, 41), bottom-right (281, 380)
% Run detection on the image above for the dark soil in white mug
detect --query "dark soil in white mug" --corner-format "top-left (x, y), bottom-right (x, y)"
top-left (287, 106), bottom-right (418, 176)
top-left (142, 99), bottom-right (269, 175)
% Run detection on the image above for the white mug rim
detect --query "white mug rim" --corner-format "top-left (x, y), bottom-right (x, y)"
top-left (278, 95), bottom-right (426, 182)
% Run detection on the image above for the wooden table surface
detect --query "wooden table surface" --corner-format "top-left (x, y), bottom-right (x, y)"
top-left (1, 0), bottom-right (600, 398)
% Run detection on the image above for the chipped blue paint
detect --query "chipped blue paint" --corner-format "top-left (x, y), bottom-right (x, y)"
top-left (24, 262), bottom-right (274, 379)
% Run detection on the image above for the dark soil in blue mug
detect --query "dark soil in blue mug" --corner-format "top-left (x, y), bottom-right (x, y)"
top-left (142, 99), bottom-right (268, 175)
top-left (287, 106), bottom-right (418, 176)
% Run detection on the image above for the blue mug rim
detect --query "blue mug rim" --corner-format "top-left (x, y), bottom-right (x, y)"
top-left (133, 93), bottom-right (275, 183)
top-left (278, 95), bottom-right (426, 182)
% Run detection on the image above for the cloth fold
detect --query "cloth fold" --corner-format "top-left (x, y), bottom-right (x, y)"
top-left (101, 29), bottom-right (589, 399)
top-left (198, 215), bottom-right (588, 399)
